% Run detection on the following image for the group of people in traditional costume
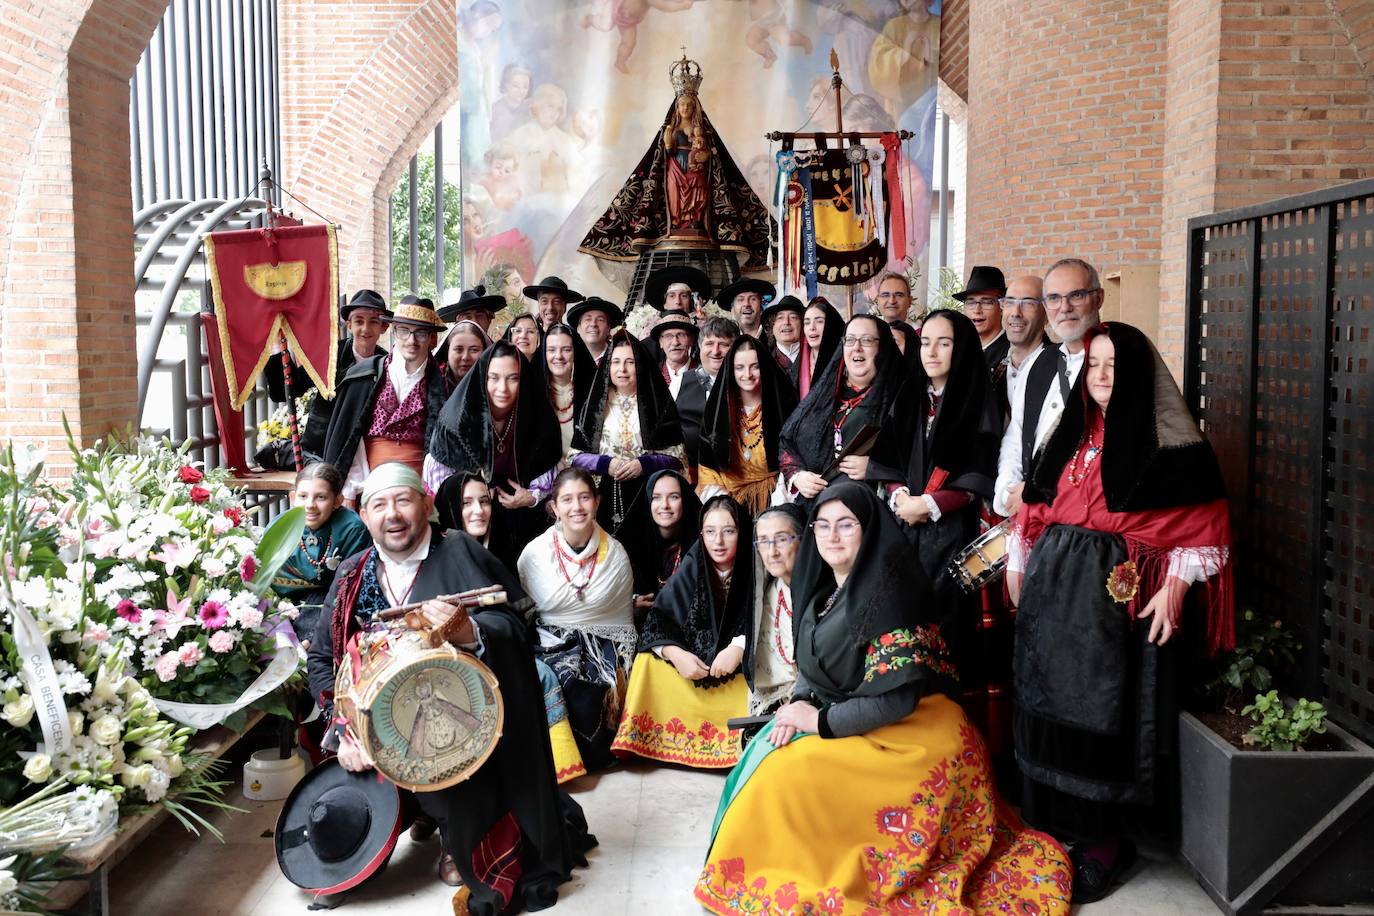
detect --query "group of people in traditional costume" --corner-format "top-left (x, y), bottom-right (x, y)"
top-left (270, 256), bottom-right (1232, 913)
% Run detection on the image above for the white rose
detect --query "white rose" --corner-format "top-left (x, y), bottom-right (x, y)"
top-left (166, 753), bottom-right (185, 778)
top-left (0, 869), bottom-right (16, 897)
top-left (2, 694), bottom-right (34, 728)
top-left (121, 763), bottom-right (154, 790)
top-left (23, 754), bottom-right (52, 783)
top-left (89, 714), bottom-right (123, 747)
top-left (69, 709), bottom-right (85, 737)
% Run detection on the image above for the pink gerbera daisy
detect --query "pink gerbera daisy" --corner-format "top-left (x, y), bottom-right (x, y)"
top-left (198, 600), bottom-right (229, 630)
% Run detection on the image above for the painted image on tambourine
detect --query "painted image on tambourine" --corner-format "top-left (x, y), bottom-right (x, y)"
top-left (364, 655), bottom-right (504, 792)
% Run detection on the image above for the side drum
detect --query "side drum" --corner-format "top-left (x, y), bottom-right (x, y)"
top-left (336, 629), bottom-right (503, 792)
top-left (947, 518), bottom-right (1013, 594)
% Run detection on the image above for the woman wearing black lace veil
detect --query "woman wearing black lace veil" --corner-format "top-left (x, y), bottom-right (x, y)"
top-left (778, 314), bottom-right (913, 505)
top-left (611, 495), bottom-right (753, 769)
top-left (621, 468), bottom-right (702, 620)
top-left (532, 321), bottom-right (598, 461)
top-left (426, 341), bottom-right (563, 544)
top-left (697, 335), bottom-right (798, 514)
top-left (569, 329), bottom-right (686, 537)
top-left (438, 472), bottom-right (522, 573)
top-left (790, 296), bottom-right (845, 399)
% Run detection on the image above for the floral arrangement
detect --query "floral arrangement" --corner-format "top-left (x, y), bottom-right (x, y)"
top-left (623, 304), bottom-right (660, 340)
top-left (257, 389), bottom-right (316, 445)
top-left (0, 428), bottom-right (305, 909)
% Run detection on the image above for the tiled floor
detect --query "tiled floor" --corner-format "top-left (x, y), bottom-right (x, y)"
top-left (107, 759), bottom-right (1221, 915)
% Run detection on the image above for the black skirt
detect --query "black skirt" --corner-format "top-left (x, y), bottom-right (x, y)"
top-left (1013, 524), bottom-right (1180, 843)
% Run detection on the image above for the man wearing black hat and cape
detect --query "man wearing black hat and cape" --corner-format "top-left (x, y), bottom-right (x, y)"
top-left (440, 285), bottom-right (506, 335)
top-left (760, 294), bottom-right (804, 378)
top-left (952, 265), bottom-right (1010, 373)
top-left (645, 265), bottom-right (711, 317)
top-left (307, 462), bottom-right (595, 913)
top-left (263, 289), bottom-right (391, 458)
top-left (567, 296), bottom-right (626, 366)
top-left (718, 276), bottom-right (774, 340)
top-left (523, 275), bottom-right (585, 331)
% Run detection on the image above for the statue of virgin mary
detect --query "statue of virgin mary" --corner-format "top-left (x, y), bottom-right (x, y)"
top-left (578, 54), bottom-right (774, 272)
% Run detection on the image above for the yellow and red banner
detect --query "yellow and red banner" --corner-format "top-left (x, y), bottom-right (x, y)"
top-left (204, 223), bottom-right (339, 410)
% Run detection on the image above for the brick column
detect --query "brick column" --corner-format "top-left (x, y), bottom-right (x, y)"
top-left (0, 1), bottom-right (168, 467)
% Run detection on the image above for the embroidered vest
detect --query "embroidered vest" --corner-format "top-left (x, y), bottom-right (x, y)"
top-left (368, 364), bottom-right (429, 443)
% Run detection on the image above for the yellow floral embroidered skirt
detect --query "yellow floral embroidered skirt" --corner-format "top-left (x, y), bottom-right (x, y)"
top-left (696, 694), bottom-right (1073, 915)
top-left (610, 653), bottom-right (748, 769)
top-left (549, 716), bottom-right (587, 784)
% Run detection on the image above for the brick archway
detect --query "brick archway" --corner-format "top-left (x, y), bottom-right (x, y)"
top-left (279, 0), bottom-right (459, 295)
top-left (0, 0), bottom-right (172, 457)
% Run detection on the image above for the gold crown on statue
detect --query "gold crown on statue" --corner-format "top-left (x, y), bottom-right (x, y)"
top-left (669, 52), bottom-right (704, 96)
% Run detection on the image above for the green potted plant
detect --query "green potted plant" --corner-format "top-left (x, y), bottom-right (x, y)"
top-left (1179, 612), bottom-right (1374, 915)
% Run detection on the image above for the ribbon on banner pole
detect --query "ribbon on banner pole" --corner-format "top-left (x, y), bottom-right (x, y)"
top-left (6, 595), bottom-right (73, 757)
top-left (151, 631), bottom-right (302, 730)
top-left (798, 166), bottom-right (819, 302)
top-left (881, 132), bottom-right (907, 267)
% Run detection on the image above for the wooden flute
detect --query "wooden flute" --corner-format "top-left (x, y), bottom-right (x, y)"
top-left (376, 584), bottom-right (507, 647)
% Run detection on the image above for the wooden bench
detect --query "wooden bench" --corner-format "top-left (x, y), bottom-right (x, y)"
top-left (49, 712), bottom-right (265, 916)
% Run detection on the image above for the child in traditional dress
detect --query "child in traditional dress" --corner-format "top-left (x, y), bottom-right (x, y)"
top-left (272, 463), bottom-right (370, 649)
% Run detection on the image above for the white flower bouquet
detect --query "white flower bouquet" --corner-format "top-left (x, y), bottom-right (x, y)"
top-left (0, 429), bottom-right (305, 859)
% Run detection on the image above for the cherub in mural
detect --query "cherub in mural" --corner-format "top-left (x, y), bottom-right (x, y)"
top-left (733, 0), bottom-right (813, 69)
top-left (571, 107), bottom-right (603, 151)
top-left (581, 0), bottom-right (703, 74)
top-left (478, 144), bottom-right (523, 211)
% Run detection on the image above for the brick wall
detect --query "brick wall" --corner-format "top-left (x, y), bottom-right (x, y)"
top-left (939, 0), bottom-right (969, 101)
top-left (964, 0), bottom-right (1170, 281)
top-left (1157, 0), bottom-right (1224, 368)
top-left (0, 0), bottom-right (168, 466)
top-left (278, 0), bottom-right (458, 296)
top-left (956, 0), bottom-right (1374, 377)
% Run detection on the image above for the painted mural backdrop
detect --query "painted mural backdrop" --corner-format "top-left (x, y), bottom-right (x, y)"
top-left (458, 0), bottom-right (941, 305)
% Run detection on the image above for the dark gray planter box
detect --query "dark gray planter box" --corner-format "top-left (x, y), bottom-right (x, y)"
top-left (1179, 710), bottom-right (1374, 915)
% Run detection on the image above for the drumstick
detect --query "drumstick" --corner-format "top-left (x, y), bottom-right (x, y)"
top-left (376, 584), bottom-right (505, 621)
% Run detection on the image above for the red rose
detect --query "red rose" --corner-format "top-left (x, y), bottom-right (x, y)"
top-left (188, 485), bottom-right (211, 504)
top-left (222, 506), bottom-right (245, 526)
top-left (178, 465), bottom-right (204, 484)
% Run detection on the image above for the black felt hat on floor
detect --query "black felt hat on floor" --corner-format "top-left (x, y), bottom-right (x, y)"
top-left (275, 760), bottom-right (403, 896)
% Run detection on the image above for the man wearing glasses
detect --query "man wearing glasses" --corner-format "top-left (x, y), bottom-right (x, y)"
top-left (992, 258), bottom-right (1104, 518)
top-left (952, 265), bottom-right (1009, 372)
top-left (873, 272), bottom-right (915, 324)
top-left (994, 276), bottom-right (1050, 417)
top-left (323, 297), bottom-right (450, 507)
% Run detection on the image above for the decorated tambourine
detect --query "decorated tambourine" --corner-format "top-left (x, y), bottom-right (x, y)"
top-left (336, 628), bottom-right (503, 793)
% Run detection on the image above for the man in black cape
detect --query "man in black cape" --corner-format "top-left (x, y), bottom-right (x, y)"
top-left (308, 462), bottom-right (595, 914)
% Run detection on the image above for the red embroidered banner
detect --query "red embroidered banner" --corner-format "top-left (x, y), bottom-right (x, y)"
top-left (204, 223), bottom-right (339, 409)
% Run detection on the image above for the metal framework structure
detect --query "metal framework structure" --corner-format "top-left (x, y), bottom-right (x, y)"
top-left (131, 0), bottom-right (282, 211)
top-left (392, 124), bottom-right (451, 298)
top-left (1186, 177), bottom-right (1374, 743)
top-left (130, 0), bottom-right (284, 485)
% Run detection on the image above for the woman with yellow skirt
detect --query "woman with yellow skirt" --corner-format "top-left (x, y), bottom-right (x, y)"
top-left (697, 483), bottom-right (1072, 913)
top-left (612, 495), bottom-right (752, 769)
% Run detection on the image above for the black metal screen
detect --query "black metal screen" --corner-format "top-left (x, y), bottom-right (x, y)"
top-left (1186, 178), bottom-right (1374, 744)
top-left (130, 0), bottom-right (282, 210)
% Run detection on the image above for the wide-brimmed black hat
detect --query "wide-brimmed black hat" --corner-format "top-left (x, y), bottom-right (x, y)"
top-left (645, 266), bottom-right (711, 310)
top-left (437, 285), bottom-right (506, 323)
top-left (761, 294), bottom-right (805, 326)
top-left (567, 296), bottom-right (625, 329)
top-left (522, 275), bottom-right (585, 304)
top-left (650, 314), bottom-right (699, 341)
top-left (717, 277), bottom-right (776, 308)
top-left (275, 760), bottom-right (402, 896)
top-left (951, 265), bottom-right (1007, 302)
top-left (340, 289), bottom-right (392, 320)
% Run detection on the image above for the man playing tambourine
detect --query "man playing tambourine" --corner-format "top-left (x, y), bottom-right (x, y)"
top-left (303, 463), bottom-right (595, 913)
